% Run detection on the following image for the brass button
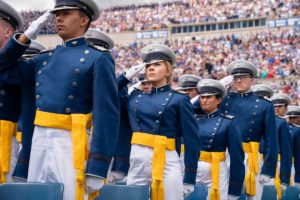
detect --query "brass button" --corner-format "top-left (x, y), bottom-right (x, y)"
top-left (0, 90), bottom-right (5, 95)
top-left (36, 82), bottom-right (40, 87)
top-left (72, 82), bottom-right (78, 87)
top-left (43, 61), bottom-right (47, 66)
top-left (0, 102), bottom-right (3, 107)
top-left (74, 69), bottom-right (80, 74)
top-left (38, 70), bottom-right (42, 75)
top-left (68, 95), bottom-right (74, 100)
top-left (36, 95), bottom-right (40, 100)
top-left (65, 108), bottom-right (71, 113)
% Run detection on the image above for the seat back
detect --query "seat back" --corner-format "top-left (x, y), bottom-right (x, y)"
top-left (96, 184), bottom-right (150, 200)
top-left (282, 186), bottom-right (300, 200)
top-left (185, 184), bottom-right (208, 200)
top-left (261, 185), bottom-right (277, 200)
top-left (0, 183), bottom-right (64, 200)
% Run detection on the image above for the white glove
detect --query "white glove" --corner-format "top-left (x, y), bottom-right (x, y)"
top-left (259, 174), bottom-right (271, 184)
top-left (108, 171), bottom-right (125, 183)
top-left (219, 75), bottom-right (233, 87)
top-left (295, 182), bottom-right (300, 189)
top-left (190, 95), bottom-right (199, 104)
top-left (280, 184), bottom-right (288, 191)
top-left (183, 184), bottom-right (194, 198)
top-left (124, 63), bottom-right (145, 80)
top-left (85, 175), bottom-right (105, 194)
top-left (24, 11), bottom-right (51, 40)
top-left (228, 194), bottom-right (240, 200)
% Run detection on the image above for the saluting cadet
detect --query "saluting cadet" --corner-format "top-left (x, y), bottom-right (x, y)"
top-left (219, 60), bottom-right (278, 200)
top-left (117, 44), bottom-right (201, 200)
top-left (175, 74), bottom-right (201, 99)
top-left (286, 106), bottom-right (300, 189)
top-left (254, 89), bottom-right (293, 199)
top-left (0, 0), bottom-right (23, 183)
top-left (13, 40), bottom-right (47, 181)
top-left (0, 0), bottom-right (120, 199)
top-left (196, 79), bottom-right (245, 200)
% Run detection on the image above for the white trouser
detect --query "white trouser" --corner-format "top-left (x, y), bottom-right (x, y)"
top-left (6, 137), bottom-right (19, 182)
top-left (28, 126), bottom-right (78, 200)
top-left (127, 144), bottom-right (184, 200)
top-left (196, 160), bottom-right (229, 200)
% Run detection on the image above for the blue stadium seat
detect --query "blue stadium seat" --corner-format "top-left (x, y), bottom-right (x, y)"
top-left (282, 186), bottom-right (300, 200)
top-left (261, 185), bottom-right (277, 200)
top-left (0, 183), bottom-right (64, 200)
top-left (185, 184), bottom-right (208, 200)
top-left (96, 184), bottom-right (150, 200)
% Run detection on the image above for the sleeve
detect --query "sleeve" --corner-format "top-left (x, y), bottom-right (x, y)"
top-left (227, 121), bottom-right (245, 196)
top-left (261, 103), bottom-right (278, 177)
top-left (278, 120), bottom-right (293, 184)
top-left (13, 85), bottom-right (36, 179)
top-left (111, 87), bottom-right (132, 174)
top-left (180, 95), bottom-right (201, 184)
top-left (117, 74), bottom-right (131, 91)
top-left (294, 129), bottom-right (300, 183)
top-left (85, 53), bottom-right (120, 178)
top-left (0, 34), bottom-right (35, 85)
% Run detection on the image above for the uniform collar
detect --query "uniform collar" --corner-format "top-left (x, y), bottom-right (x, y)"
top-left (151, 84), bottom-right (171, 93)
top-left (235, 90), bottom-right (253, 97)
top-left (203, 110), bottom-right (220, 118)
top-left (63, 37), bottom-right (87, 47)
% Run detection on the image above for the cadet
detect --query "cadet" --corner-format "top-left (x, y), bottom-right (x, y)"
top-left (196, 79), bottom-right (245, 200)
top-left (0, 0), bottom-right (120, 199)
top-left (0, 0), bottom-right (23, 183)
top-left (175, 74), bottom-right (201, 99)
top-left (219, 60), bottom-right (278, 200)
top-left (117, 44), bottom-right (201, 200)
top-left (253, 85), bottom-right (292, 199)
top-left (286, 106), bottom-right (300, 189)
top-left (270, 93), bottom-right (293, 198)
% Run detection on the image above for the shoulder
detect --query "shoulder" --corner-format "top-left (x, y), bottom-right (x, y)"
top-left (88, 43), bottom-right (110, 53)
top-left (257, 94), bottom-right (272, 103)
top-left (172, 89), bottom-right (187, 96)
top-left (221, 113), bottom-right (234, 120)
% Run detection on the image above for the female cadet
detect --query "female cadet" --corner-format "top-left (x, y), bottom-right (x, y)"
top-left (117, 44), bottom-right (201, 200)
top-left (195, 79), bottom-right (245, 200)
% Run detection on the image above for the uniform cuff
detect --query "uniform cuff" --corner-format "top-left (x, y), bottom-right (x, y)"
top-left (86, 158), bottom-right (111, 178)
top-left (183, 168), bottom-right (197, 184)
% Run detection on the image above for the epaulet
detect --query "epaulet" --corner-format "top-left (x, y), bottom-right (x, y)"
top-left (88, 43), bottom-right (109, 52)
top-left (172, 90), bottom-right (186, 95)
top-left (40, 48), bottom-right (54, 54)
top-left (258, 95), bottom-right (272, 102)
top-left (221, 113), bottom-right (234, 120)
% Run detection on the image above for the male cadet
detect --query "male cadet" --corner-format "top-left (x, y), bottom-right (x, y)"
top-left (286, 106), bottom-right (300, 189)
top-left (253, 88), bottom-right (292, 199)
top-left (0, 0), bottom-right (23, 183)
top-left (0, 0), bottom-right (119, 199)
top-left (219, 60), bottom-right (278, 200)
top-left (84, 28), bottom-right (131, 183)
top-left (176, 74), bottom-right (201, 99)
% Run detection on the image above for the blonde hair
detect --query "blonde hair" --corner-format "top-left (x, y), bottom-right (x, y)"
top-left (164, 61), bottom-right (173, 85)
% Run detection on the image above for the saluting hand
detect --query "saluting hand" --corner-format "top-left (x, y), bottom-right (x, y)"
top-left (124, 63), bottom-right (146, 81)
top-left (24, 10), bottom-right (51, 40)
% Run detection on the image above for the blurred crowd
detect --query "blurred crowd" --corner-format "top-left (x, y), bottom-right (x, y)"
top-left (18, 1), bottom-right (300, 104)
top-left (111, 28), bottom-right (300, 104)
top-left (19, 0), bottom-right (300, 33)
